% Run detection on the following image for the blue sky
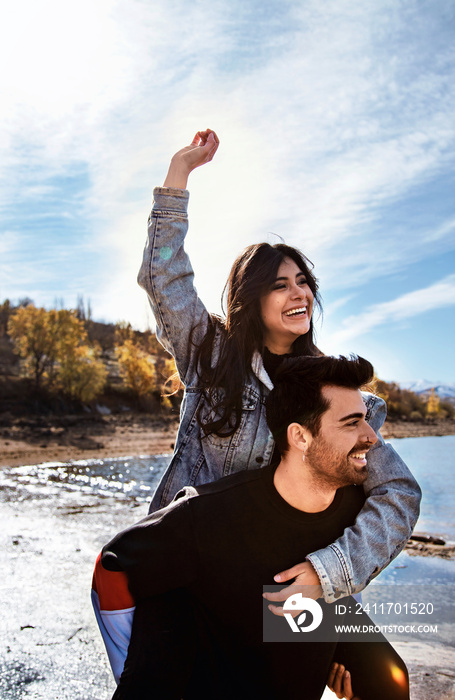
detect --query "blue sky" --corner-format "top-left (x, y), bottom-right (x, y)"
top-left (1, 0), bottom-right (454, 383)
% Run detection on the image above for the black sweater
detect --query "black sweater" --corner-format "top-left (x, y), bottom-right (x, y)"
top-left (103, 463), bottom-right (365, 699)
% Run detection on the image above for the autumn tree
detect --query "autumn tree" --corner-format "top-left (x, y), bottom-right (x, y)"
top-left (426, 388), bottom-right (440, 417)
top-left (54, 310), bottom-right (106, 401)
top-left (115, 321), bottom-right (135, 345)
top-left (375, 378), bottom-right (427, 419)
top-left (115, 338), bottom-right (156, 397)
top-left (0, 299), bottom-right (12, 336)
top-left (58, 344), bottom-right (106, 402)
top-left (8, 306), bottom-right (61, 389)
top-left (8, 305), bottom-right (107, 400)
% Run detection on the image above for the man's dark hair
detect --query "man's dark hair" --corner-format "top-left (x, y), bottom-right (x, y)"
top-left (266, 355), bottom-right (374, 456)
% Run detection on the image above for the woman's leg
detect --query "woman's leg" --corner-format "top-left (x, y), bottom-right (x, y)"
top-left (113, 591), bottom-right (197, 700)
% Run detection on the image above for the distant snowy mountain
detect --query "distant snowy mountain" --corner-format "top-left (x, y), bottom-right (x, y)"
top-left (400, 380), bottom-right (455, 400)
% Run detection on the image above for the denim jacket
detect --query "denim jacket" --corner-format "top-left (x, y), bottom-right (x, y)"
top-left (138, 186), bottom-right (421, 603)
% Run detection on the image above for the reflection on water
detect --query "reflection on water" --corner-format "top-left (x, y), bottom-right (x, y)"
top-left (1, 439), bottom-right (454, 589)
top-left (377, 550), bottom-right (454, 586)
top-left (1, 436), bottom-right (454, 530)
top-left (0, 455), bottom-right (170, 504)
top-left (389, 435), bottom-right (455, 540)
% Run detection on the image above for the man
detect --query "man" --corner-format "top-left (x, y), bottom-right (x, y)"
top-left (93, 355), bottom-right (410, 699)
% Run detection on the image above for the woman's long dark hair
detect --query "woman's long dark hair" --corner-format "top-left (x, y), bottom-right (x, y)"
top-left (195, 243), bottom-right (322, 437)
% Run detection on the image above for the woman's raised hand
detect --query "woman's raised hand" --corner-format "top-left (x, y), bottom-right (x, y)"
top-left (163, 129), bottom-right (219, 189)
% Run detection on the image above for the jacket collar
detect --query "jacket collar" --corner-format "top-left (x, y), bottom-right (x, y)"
top-left (252, 351), bottom-right (274, 390)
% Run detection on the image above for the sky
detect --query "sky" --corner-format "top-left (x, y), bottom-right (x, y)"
top-left (1, 0), bottom-right (454, 383)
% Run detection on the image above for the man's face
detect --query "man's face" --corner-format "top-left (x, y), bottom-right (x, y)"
top-left (305, 385), bottom-right (378, 488)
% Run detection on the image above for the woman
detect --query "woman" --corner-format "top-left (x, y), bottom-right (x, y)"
top-left (138, 129), bottom-right (420, 601)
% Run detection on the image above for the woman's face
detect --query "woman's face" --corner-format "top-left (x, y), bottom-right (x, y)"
top-left (260, 257), bottom-right (314, 354)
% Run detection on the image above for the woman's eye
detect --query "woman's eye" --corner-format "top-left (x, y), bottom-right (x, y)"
top-left (298, 278), bottom-right (307, 286)
top-left (272, 284), bottom-right (286, 291)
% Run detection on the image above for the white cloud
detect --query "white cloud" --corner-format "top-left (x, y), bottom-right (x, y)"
top-left (0, 230), bottom-right (19, 257)
top-left (1, 0), bottom-right (454, 339)
top-left (326, 274), bottom-right (455, 346)
top-left (423, 216), bottom-right (455, 243)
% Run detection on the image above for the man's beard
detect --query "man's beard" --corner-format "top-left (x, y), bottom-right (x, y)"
top-left (306, 437), bottom-right (370, 489)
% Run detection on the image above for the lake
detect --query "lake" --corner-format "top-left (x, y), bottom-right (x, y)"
top-left (1, 434), bottom-right (454, 535)
top-left (388, 435), bottom-right (455, 540)
top-left (1, 434), bottom-right (454, 588)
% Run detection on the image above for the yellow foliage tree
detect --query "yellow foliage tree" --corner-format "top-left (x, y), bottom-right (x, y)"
top-left (53, 310), bottom-right (107, 401)
top-left (58, 344), bottom-right (107, 402)
top-left (115, 338), bottom-right (156, 397)
top-left (115, 321), bottom-right (135, 345)
top-left (8, 305), bottom-right (107, 400)
top-left (426, 388), bottom-right (440, 416)
top-left (8, 306), bottom-right (61, 389)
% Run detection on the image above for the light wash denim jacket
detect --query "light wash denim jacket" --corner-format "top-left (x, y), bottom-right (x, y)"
top-left (138, 186), bottom-right (421, 603)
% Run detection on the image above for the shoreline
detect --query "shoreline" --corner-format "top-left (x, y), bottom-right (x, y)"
top-left (380, 419), bottom-right (455, 440)
top-left (0, 412), bottom-right (179, 468)
top-left (1, 412), bottom-right (454, 469)
top-left (1, 413), bottom-right (454, 561)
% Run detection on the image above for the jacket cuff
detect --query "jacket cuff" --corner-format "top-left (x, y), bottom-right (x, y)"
top-left (306, 546), bottom-right (353, 604)
top-left (362, 392), bottom-right (387, 434)
top-left (152, 187), bottom-right (189, 213)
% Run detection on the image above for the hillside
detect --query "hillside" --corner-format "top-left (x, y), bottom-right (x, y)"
top-left (1, 300), bottom-right (454, 434)
top-left (0, 300), bottom-right (180, 416)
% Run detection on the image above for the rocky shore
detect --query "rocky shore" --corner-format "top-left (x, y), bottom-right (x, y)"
top-left (1, 411), bottom-right (454, 470)
top-left (0, 412), bottom-right (179, 468)
top-left (381, 418), bottom-right (455, 440)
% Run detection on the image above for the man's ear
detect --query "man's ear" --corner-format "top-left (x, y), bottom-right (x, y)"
top-left (286, 423), bottom-right (312, 457)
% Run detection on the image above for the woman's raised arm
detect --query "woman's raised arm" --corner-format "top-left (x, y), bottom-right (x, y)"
top-left (137, 130), bottom-right (219, 383)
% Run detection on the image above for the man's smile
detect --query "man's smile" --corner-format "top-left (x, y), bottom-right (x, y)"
top-left (348, 443), bottom-right (372, 467)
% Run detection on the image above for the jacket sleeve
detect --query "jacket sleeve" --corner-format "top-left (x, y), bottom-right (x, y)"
top-left (92, 495), bottom-right (199, 682)
top-left (306, 394), bottom-right (421, 603)
top-left (101, 495), bottom-right (199, 601)
top-left (92, 553), bottom-right (135, 683)
top-left (137, 186), bottom-right (211, 384)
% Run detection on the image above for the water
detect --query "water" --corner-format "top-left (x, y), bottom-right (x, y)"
top-left (375, 435), bottom-right (455, 588)
top-left (1, 435), bottom-right (454, 530)
top-left (0, 454), bottom-right (170, 505)
top-left (1, 435), bottom-right (454, 588)
top-left (389, 435), bottom-right (455, 541)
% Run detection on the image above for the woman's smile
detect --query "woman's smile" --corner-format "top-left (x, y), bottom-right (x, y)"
top-left (283, 305), bottom-right (308, 317)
